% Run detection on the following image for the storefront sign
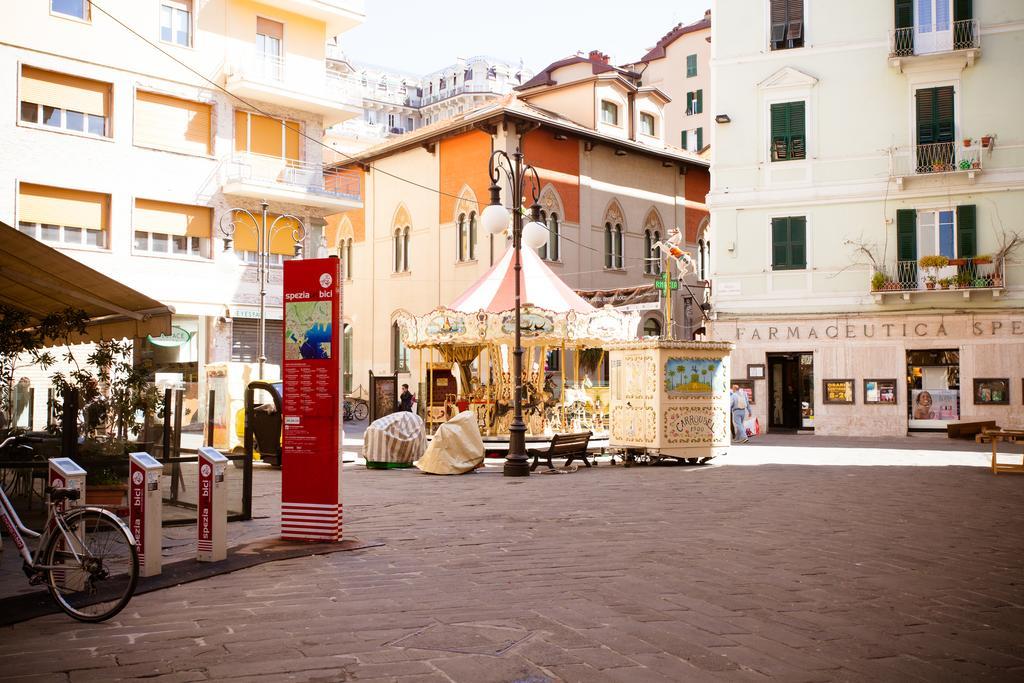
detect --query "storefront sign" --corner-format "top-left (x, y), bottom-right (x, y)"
top-left (281, 258), bottom-right (343, 542)
top-left (147, 325), bottom-right (193, 348)
top-left (823, 379), bottom-right (855, 404)
top-left (730, 317), bottom-right (1024, 342)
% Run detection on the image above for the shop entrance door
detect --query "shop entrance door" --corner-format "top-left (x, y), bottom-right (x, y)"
top-left (907, 349), bottom-right (960, 431)
top-left (767, 352), bottom-right (814, 431)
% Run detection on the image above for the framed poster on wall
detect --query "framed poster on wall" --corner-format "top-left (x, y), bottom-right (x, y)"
top-left (746, 364), bottom-right (765, 379)
top-left (733, 380), bottom-right (755, 405)
top-left (822, 379), bottom-right (855, 404)
top-left (368, 371), bottom-right (398, 422)
top-left (864, 379), bottom-right (897, 404)
top-left (973, 378), bottom-right (1009, 405)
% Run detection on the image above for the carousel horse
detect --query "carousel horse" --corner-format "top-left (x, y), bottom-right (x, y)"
top-left (652, 228), bottom-right (695, 275)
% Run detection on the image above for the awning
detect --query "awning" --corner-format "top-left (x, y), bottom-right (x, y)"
top-left (576, 284), bottom-right (660, 312)
top-left (0, 222), bottom-right (173, 344)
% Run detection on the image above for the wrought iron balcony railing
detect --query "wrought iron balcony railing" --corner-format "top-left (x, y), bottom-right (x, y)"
top-left (889, 141), bottom-right (983, 180)
top-left (872, 257), bottom-right (1005, 296)
top-left (889, 19), bottom-right (980, 58)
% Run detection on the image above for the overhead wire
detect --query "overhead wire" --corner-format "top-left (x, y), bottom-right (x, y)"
top-left (86, 0), bottom-right (700, 272)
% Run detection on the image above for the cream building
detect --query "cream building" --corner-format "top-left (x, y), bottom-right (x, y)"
top-left (708, 0), bottom-right (1024, 435)
top-left (330, 53), bottom-right (710, 400)
top-left (2, 0), bottom-right (364, 436)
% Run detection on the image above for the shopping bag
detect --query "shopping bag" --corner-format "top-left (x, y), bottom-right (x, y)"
top-left (743, 416), bottom-right (760, 437)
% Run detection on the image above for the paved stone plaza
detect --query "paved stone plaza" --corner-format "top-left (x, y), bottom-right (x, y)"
top-left (2, 437), bottom-right (1024, 682)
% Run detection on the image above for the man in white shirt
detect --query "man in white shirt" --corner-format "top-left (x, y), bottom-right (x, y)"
top-left (730, 384), bottom-right (751, 444)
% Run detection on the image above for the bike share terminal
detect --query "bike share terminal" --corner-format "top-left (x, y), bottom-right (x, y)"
top-left (47, 458), bottom-right (86, 511)
top-left (129, 452), bottom-right (163, 576)
top-left (197, 447), bottom-right (228, 562)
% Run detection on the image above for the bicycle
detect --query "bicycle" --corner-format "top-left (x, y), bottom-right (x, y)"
top-left (343, 398), bottom-right (368, 422)
top-left (0, 436), bottom-right (139, 622)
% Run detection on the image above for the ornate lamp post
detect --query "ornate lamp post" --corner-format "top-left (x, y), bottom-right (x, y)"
top-left (479, 148), bottom-right (549, 477)
top-left (219, 200), bottom-right (305, 380)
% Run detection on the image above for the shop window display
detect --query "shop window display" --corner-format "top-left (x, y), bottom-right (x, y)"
top-left (907, 349), bottom-right (959, 430)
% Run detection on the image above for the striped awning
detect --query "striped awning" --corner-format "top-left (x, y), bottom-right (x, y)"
top-left (0, 221), bottom-right (173, 344)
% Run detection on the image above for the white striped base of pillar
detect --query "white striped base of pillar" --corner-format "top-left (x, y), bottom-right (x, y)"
top-left (281, 502), bottom-right (343, 542)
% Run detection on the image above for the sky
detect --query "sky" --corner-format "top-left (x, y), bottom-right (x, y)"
top-left (341, 0), bottom-right (712, 75)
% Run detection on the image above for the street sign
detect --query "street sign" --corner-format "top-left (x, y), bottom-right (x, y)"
top-left (654, 274), bottom-right (679, 291)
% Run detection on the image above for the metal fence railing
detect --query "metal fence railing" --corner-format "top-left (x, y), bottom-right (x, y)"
top-left (890, 19), bottom-right (980, 57)
top-left (889, 141), bottom-right (982, 178)
top-left (225, 153), bottom-right (361, 200)
top-left (873, 257), bottom-right (1005, 292)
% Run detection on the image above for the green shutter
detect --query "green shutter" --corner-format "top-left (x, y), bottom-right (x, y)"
top-left (895, 0), bottom-right (914, 27)
top-left (681, 129), bottom-right (687, 149)
top-left (695, 127), bottom-right (703, 150)
top-left (956, 204), bottom-right (976, 258)
top-left (894, 0), bottom-right (915, 53)
top-left (789, 101), bottom-right (805, 159)
top-left (696, 89), bottom-right (703, 114)
top-left (686, 92), bottom-right (694, 114)
top-left (770, 102), bottom-right (789, 160)
top-left (772, 217), bottom-right (790, 269)
top-left (935, 86), bottom-right (954, 142)
top-left (916, 87), bottom-right (955, 145)
top-left (686, 54), bottom-right (697, 77)
top-left (789, 216), bottom-right (806, 268)
top-left (896, 209), bottom-right (917, 262)
top-left (954, 0), bottom-right (972, 21)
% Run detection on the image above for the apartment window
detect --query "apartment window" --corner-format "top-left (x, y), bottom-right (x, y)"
top-left (51, 0), bottom-right (88, 20)
top-left (686, 54), bottom-right (697, 77)
top-left (464, 68), bottom-right (473, 81)
top-left (17, 183), bottom-right (109, 249)
top-left (697, 238), bottom-right (707, 279)
top-left (133, 199), bottom-right (210, 258)
top-left (487, 67), bottom-right (497, 80)
top-left (771, 216), bottom-right (807, 270)
top-left (234, 111), bottom-right (300, 160)
top-left (394, 226), bottom-right (410, 272)
top-left (681, 130), bottom-right (688, 150)
top-left (468, 211), bottom-right (477, 260)
top-left (135, 91), bottom-right (211, 155)
top-left (604, 223), bottom-right (624, 269)
top-left (686, 90), bottom-right (703, 115)
top-left (392, 322), bottom-right (410, 373)
top-left (897, 205), bottom-right (976, 266)
top-left (600, 100), bottom-right (619, 126)
top-left (644, 230), bottom-right (662, 274)
top-left (160, 1), bottom-right (192, 47)
top-left (256, 17), bottom-right (284, 80)
top-left (457, 213), bottom-right (468, 261)
top-left (895, 0), bottom-right (974, 55)
top-left (538, 212), bottom-right (560, 261)
top-left (640, 112), bottom-right (656, 136)
top-left (439, 77), bottom-right (446, 90)
top-left (233, 211), bottom-right (300, 266)
top-left (643, 318), bottom-right (662, 337)
top-left (770, 101), bottom-right (806, 161)
top-left (770, 0), bottom-right (804, 50)
top-left (915, 85), bottom-right (955, 172)
top-left (341, 238), bottom-right (353, 280)
top-left (19, 66), bottom-right (109, 137)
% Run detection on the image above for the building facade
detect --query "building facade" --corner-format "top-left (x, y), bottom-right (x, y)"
top-left (2, 0), bottom-right (364, 437)
top-left (331, 57), bottom-right (710, 397)
top-left (324, 52), bottom-right (532, 157)
top-left (708, 0), bottom-right (1024, 435)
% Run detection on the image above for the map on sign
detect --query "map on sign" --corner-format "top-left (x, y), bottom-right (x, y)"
top-left (285, 301), bottom-right (332, 360)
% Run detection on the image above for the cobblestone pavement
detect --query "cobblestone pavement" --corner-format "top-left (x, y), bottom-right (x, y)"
top-left (2, 438), bottom-right (1024, 682)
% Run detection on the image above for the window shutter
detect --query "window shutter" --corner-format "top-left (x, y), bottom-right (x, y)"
top-left (771, 217), bottom-right (790, 268)
top-left (770, 0), bottom-right (787, 46)
top-left (916, 88), bottom-right (936, 145)
top-left (696, 127), bottom-right (703, 150)
top-left (686, 54), bottom-right (697, 77)
top-left (956, 204), bottom-right (976, 258)
top-left (789, 101), bottom-right (806, 159)
top-left (935, 86), bottom-right (955, 143)
top-left (953, 0), bottom-right (972, 21)
top-left (896, 209), bottom-right (917, 262)
top-left (686, 91), bottom-right (694, 114)
top-left (895, 0), bottom-right (914, 28)
top-left (789, 216), bottom-right (806, 268)
top-left (770, 102), bottom-right (789, 160)
top-left (135, 199), bottom-right (211, 238)
top-left (18, 183), bottom-right (109, 231)
top-left (681, 130), bottom-right (687, 149)
top-left (696, 89), bottom-right (703, 114)
top-left (20, 66), bottom-right (110, 117)
top-left (135, 91), bottom-right (212, 155)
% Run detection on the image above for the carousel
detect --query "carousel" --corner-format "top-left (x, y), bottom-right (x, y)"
top-left (395, 244), bottom-right (639, 450)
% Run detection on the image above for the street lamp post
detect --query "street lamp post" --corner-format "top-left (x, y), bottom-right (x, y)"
top-left (480, 148), bottom-right (549, 477)
top-left (219, 200), bottom-right (306, 380)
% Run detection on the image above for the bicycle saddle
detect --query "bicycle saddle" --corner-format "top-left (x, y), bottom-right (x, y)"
top-left (45, 487), bottom-right (81, 503)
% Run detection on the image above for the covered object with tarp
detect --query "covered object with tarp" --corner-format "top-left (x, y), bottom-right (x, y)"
top-left (0, 222), bottom-right (173, 343)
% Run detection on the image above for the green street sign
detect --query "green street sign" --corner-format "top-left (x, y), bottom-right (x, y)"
top-left (654, 276), bottom-right (679, 291)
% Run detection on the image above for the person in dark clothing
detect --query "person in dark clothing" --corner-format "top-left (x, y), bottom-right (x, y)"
top-left (399, 384), bottom-right (415, 412)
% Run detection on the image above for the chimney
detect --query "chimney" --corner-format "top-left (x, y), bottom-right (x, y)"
top-left (588, 50), bottom-right (609, 64)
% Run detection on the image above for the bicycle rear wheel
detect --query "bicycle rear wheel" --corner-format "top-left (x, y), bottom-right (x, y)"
top-left (43, 508), bottom-right (139, 622)
top-left (353, 402), bottom-right (368, 421)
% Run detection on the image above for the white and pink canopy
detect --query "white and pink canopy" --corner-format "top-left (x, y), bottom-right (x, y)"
top-left (396, 245), bottom-right (638, 349)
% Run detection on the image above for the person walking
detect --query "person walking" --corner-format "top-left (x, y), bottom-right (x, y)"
top-left (730, 384), bottom-right (751, 444)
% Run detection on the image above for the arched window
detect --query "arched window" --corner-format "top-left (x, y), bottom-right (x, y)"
top-left (469, 211), bottom-right (478, 260)
top-left (341, 238), bottom-right (353, 280)
top-left (456, 213), bottom-right (467, 262)
top-left (643, 230), bottom-right (653, 274)
top-left (604, 222), bottom-right (613, 268)
top-left (391, 321), bottom-right (409, 373)
top-left (538, 210), bottom-right (548, 260)
top-left (614, 224), bottom-right (624, 269)
top-left (653, 230), bottom-right (661, 274)
top-left (343, 324), bottom-right (353, 393)
top-left (547, 212), bottom-right (560, 261)
top-left (393, 229), bottom-right (402, 272)
top-left (697, 239), bottom-right (706, 280)
top-left (402, 226), bottom-right (410, 272)
top-left (643, 318), bottom-right (662, 337)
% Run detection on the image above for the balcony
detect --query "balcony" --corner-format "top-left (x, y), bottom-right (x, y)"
top-left (257, 0), bottom-right (365, 35)
top-left (222, 153), bottom-right (362, 210)
top-left (871, 257), bottom-right (1005, 302)
top-left (888, 19), bottom-right (980, 70)
top-left (226, 54), bottom-right (361, 125)
top-left (889, 141), bottom-right (983, 186)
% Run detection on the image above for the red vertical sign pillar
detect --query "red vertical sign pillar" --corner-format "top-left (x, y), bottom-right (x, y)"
top-left (281, 257), bottom-right (343, 542)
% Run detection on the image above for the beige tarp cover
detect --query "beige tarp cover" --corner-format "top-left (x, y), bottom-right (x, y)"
top-left (0, 222), bottom-right (173, 343)
top-left (415, 411), bottom-right (484, 475)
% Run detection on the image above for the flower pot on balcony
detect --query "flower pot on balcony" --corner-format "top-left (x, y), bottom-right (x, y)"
top-left (948, 258), bottom-right (965, 267)
top-left (992, 274), bottom-right (1003, 288)
top-left (963, 138), bottom-right (972, 147)
top-left (981, 135), bottom-right (993, 148)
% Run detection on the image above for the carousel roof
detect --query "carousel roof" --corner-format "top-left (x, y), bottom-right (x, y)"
top-left (449, 245), bottom-right (594, 314)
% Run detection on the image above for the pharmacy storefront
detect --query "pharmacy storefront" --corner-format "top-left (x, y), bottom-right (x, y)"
top-left (711, 313), bottom-right (1024, 436)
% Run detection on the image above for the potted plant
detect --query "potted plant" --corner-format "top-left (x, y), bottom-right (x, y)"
top-left (973, 277), bottom-right (989, 288)
top-left (918, 255), bottom-right (949, 286)
top-left (981, 135), bottom-right (993, 148)
top-left (974, 254), bottom-right (992, 265)
top-left (938, 277), bottom-right (952, 290)
top-left (78, 437), bottom-right (131, 507)
top-left (871, 271), bottom-right (886, 291)
top-left (924, 275), bottom-right (937, 289)
top-left (963, 138), bottom-right (972, 147)
top-left (955, 271), bottom-right (973, 289)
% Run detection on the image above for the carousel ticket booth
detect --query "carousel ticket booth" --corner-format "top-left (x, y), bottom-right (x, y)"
top-left (396, 245), bottom-right (639, 452)
top-left (607, 340), bottom-right (734, 463)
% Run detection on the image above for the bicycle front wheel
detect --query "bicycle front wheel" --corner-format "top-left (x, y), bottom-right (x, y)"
top-left (353, 402), bottom-right (368, 421)
top-left (43, 508), bottom-right (139, 622)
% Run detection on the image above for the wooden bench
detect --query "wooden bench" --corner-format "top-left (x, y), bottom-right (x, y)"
top-left (947, 420), bottom-right (997, 440)
top-left (529, 431), bottom-right (593, 471)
